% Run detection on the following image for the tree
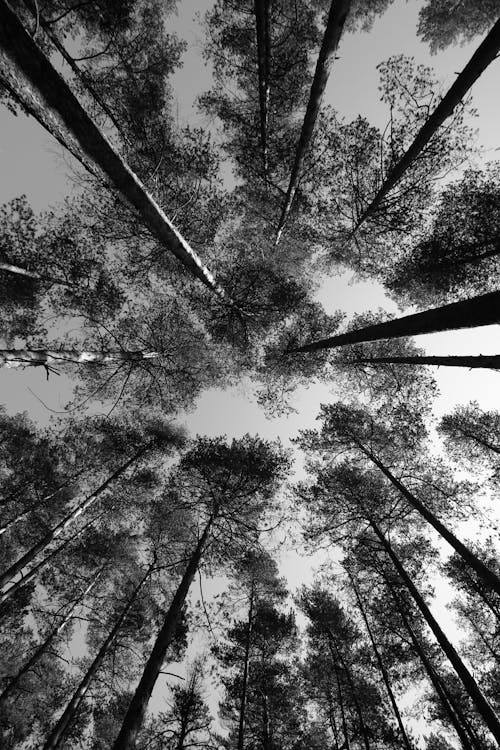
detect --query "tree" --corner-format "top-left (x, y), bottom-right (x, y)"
top-left (113, 434), bottom-right (289, 749)
top-left (288, 290), bottom-right (500, 353)
top-left (212, 548), bottom-right (287, 750)
top-left (418, 0), bottom-right (500, 52)
top-left (355, 18), bottom-right (500, 230)
top-left (275, 0), bottom-right (352, 242)
top-left (385, 166), bottom-right (500, 307)
top-left (0, 0), bottom-right (228, 299)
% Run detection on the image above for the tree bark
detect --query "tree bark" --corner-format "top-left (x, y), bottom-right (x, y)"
top-left (385, 576), bottom-right (478, 750)
top-left (350, 354), bottom-right (500, 370)
top-left (0, 569), bottom-right (103, 704)
top-left (113, 517), bottom-right (214, 750)
top-left (355, 16), bottom-right (500, 229)
top-left (0, 471), bottom-right (84, 537)
top-left (0, 349), bottom-right (160, 368)
top-left (44, 566), bottom-right (151, 749)
top-left (0, 506), bottom-right (108, 605)
top-left (328, 634), bottom-right (370, 750)
top-left (275, 0), bottom-right (352, 243)
top-left (286, 290), bottom-right (500, 353)
top-left (332, 658), bottom-right (351, 750)
top-left (0, 260), bottom-right (75, 287)
top-left (237, 582), bottom-right (254, 750)
top-left (358, 443), bottom-right (500, 598)
top-left (370, 518), bottom-right (500, 744)
top-left (348, 573), bottom-right (412, 750)
top-left (254, 0), bottom-right (271, 177)
top-left (0, 443), bottom-right (151, 590)
top-left (0, 0), bottom-right (228, 300)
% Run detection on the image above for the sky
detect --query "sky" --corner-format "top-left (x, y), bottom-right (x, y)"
top-left (1, 0), bottom-right (500, 740)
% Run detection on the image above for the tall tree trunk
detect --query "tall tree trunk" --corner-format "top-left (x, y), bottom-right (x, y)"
top-left (0, 507), bottom-right (108, 605)
top-left (113, 517), bottom-right (214, 750)
top-left (20, 0), bottom-right (128, 142)
top-left (369, 518), bottom-right (500, 744)
top-left (350, 354), bottom-right (500, 370)
top-left (328, 635), bottom-right (370, 750)
top-left (348, 573), bottom-right (412, 750)
top-left (385, 576), bottom-right (479, 750)
top-left (0, 568), bottom-right (103, 704)
top-left (0, 444), bottom-right (151, 590)
top-left (450, 425), bottom-right (500, 457)
top-left (326, 690), bottom-right (341, 750)
top-left (0, 349), bottom-right (160, 368)
top-left (355, 16), bottom-right (500, 230)
top-left (254, 0), bottom-right (271, 177)
top-left (0, 470), bottom-right (85, 537)
top-left (357, 442), bottom-right (500, 597)
top-left (0, 0), bottom-right (228, 300)
top-left (332, 659), bottom-right (351, 750)
top-left (237, 582), bottom-right (255, 750)
top-left (275, 0), bottom-right (352, 243)
top-left (0, 260), bottom-right (76, 287)
top-left (287, 290), bottom-right (500, 353)
top-left (43, 566), bottom-right (151, 750)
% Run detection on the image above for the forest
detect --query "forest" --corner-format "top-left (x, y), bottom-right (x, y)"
top-left (0, 0), bottom-right (500, 748)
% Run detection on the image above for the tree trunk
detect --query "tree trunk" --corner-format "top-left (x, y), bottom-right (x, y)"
top-left (370, 518), bottom-right (500, 744)
top-left (254, 0), bottom-right (271, 177)
top-left (0, 260), bottom-right (76, 287)
top-left (0, 506), bottom-right (108, 605)
top-left (275, 0), bottom-right (352, 243)
top-left (358, 443), bottom-right (500, 598)
top-left (386, 577), bottom-right (478, 750)
top-left (0, 0), bottom-right (228, 300)
top-left (287, 290), bottom-right (500, 353)
top-left (348, 573), bottom-right (412, 750)
top-left (43, 566), bottom-right (151, 750)
top-left (0, 444), bottom-right (151, 591)
top-left (350, 354), bottom-right (500, 370)
top-left (20, 0), bottom-right (128, 142)
top-left (326, 690), bottom-right (341, 750)
top-left (332, 660), bottom-right (351, 750)
top-left (355, 16), bottom-right (500, 229)
top-left (237, 582), bottom-right (255, 750)
top-left (451, 425), bottom-right (500, 457)
top-left (0, 471), bottom-right (84, 537)
top-left (0, 349), bottom-right (160, 368)
top-left (113, 517), bottom-right (214, 750)
top-left (328, 634), bottom-right (370, 750)
top-left (0, 568), bottom-right (103, 704)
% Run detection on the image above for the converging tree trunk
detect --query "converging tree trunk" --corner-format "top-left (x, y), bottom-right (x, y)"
top-left (356, 442), bottom-right (500, 597)
top-left (327, 634), bottom-right (371, 750)
top-left (43, 566), bottom-right (152, 750)
top-left (287, 290), bottom-right (500, 353)
top-left (333, 662), bottom-right (351, 750)
top-left (113, 517), bottom-right (215, 750)
top-left (0, 0), bottom-right (228, 299)
top-left (370, 518), bottom-right (500, 744)
top-left (275, 0), bottom-right (352, 243)
top-left (385, 577), bottom-right (479, 750)
top-left (0, 349), bottom-right (160, 368)
top-left (0, 569), bottom-right (103, 705)
top-left (0, 508), bottom-right (108, 605)
top-left (237, 581), bottom-right (255, 750)
top-left (254, 0), bottom-right (271, 177)
top-left (0, 443), bottom-right (152, 591)
top-left (355, 16), bottom-right (500, 229)
top-left (0, 470), bottom-right (86, 537)
top-left (348, 572), bottom-right (413, 750)
top-left (350, 354), bottom-right (500, 370)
